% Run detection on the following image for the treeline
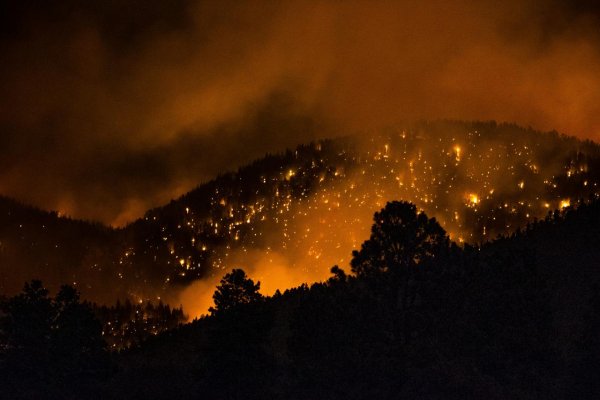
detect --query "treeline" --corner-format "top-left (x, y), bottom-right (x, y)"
top-left (4, 120), bottom-right (600, 306)
top-left (108, 199), bottom-right (600, 399)
top-left (0, 281), bottom-right (110, 398)
top-left (0, 283), bottom-right (187, 399)
top-left (2, 198), bottom-right (600, 399)
top-left (94, 300), bottom-right (186, 350)
top-left (0, 196), bottom-right (119, 301)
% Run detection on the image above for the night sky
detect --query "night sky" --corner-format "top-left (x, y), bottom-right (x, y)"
top-left (1, 0), bottom-right (599, 225)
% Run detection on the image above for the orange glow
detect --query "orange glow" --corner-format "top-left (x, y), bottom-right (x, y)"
top-left (147, 124), bottom-right (600, 317)
top-left (453, 145), bottom-right (462, 161)
top-left (2, 0), bottom-right (600, 227)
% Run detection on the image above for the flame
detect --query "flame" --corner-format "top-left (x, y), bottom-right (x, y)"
top-left (453, 145), bottom-right (462, 161)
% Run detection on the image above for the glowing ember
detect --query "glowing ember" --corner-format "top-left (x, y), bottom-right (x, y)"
top-left (453, 145), bottom-right (462, 161)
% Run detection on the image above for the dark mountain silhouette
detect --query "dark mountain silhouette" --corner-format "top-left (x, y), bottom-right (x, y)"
top-left (97, 197), bottom-right (600, 399)
top-left (0, 196), bottom-right (116, 299)
top-left (2, 183), bottom-right (600, 398)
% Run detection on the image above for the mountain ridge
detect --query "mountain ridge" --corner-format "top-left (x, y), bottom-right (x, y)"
top-left (1, 120), bottom-right (599, 313)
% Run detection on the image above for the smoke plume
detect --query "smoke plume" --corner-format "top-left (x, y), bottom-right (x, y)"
top-left (1, 0), bottom-right (599, 224)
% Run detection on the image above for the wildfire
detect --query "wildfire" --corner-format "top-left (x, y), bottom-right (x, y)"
top-left (468, 193), bottom-right (479, 205)
top-left (124, 125), bottom-right (600, 317)
top-left (453, 145), bottom-right (461, 161)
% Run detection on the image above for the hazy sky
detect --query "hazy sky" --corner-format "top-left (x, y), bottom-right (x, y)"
top-left (1, 0), bottom-right (599, 225)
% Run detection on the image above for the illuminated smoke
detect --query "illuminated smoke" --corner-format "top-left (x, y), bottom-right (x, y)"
top-left (171, 122), bottom-right (599, 316)
top-left (0, 0), bottom-right (599, 224)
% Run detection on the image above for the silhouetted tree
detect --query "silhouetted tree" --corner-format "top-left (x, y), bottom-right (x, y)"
top-left (351, 201), bottom-right (449, 278)
top-left (327, 265), bottom-right (347, 284)
top-left (94, 299), bottom-right (186, 350)
top-left (350, 201), bottom-right (450, 344)
top-left (209, 269), bottom-right (263, 314)
top-left (96, 197), bottom-right (600, 399)
top-left (0, 280), bottom-right (108, 398)
top-left (51, 285), bottom-right (106, 372)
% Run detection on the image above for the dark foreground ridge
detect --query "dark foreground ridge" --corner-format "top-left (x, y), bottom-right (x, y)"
top-left (2, 198), bottom-right (600, 399)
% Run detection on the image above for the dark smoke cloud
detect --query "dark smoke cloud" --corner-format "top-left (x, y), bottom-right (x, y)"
top-left (1, 0), bottom-right (599, 225)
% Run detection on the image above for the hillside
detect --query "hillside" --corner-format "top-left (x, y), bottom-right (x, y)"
top-left (1, 121), bottom-right (600, 311)
top-left (100, 197), bottom-right (600, 399)
top-left (0, 196), bottom-right (117, 299)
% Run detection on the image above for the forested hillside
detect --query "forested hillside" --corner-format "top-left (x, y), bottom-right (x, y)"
top-left (99, 198), bottom-right (600, 399)
top-left (3, 121), bottom-right (600, 312)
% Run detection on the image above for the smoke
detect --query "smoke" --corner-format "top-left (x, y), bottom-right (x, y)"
top-left (1, 0), bottom-right (600, 225)
top-left (175, 278), bottom-right (216, 319)
top-left (173, 118), bottom-right (595, 317)
top-left (177, 249), bottom-right (333, 318)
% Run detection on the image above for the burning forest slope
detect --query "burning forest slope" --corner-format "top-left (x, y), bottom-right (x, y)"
top-left (2, 120), bottom-right (600, 312)
top-left (106, 195), bottom-right (600, 400)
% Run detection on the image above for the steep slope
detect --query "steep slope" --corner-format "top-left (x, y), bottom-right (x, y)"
top-left (118, 120), bottom-right (600, 308)
top-left (106, 197), bottom-right (600, 400)
top-left (0, 196), bottom-right (119, 301)
top-left (2, 121), bottom-right (600, 309)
